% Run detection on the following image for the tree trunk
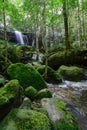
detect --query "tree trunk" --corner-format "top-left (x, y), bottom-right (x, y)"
top-left (63, 0), bottom-right (70, 50)
top-left (2, 0), bottom-right (8, 64)
top-left (41, 1), bottom-right (48, 78)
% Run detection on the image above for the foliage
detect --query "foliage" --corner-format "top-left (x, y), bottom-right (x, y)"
top-left (0, 108), bottom-right (51, 130)
top-left (7, 63), bottom-right (48, 90)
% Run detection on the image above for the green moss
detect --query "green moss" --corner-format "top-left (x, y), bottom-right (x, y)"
top-left (54, 98), bottom-right (66, 111)
top-left (54, 118), bottom-right (80, 130)
top-left (7, 63), bottom-right (48, 90)
top-left (0, 109), bottom-right (51, 130)
top-left (0, 80), bottom-right (22, 108)
top-left (36, 89), bottom-right (52, 99)
top-left (15, 45), bottom-right (34, 63)
top-left (58, 65), bottom-right (84, 81)
top-left (53, 99), bottom-right (80, 130)
top-left (48, 51), bottom-right (66, 69)
top-left (25, 86), bottom-right (38, 100)
top-left (37, 65), bottom-right (62, 84)
top-left (0, 80), bottom-right (23, 120)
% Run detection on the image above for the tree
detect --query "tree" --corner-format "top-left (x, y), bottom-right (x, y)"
top-left (63, 0), bottom-right (70, 49)
top-left (2, 0), bottom-right (8, 64)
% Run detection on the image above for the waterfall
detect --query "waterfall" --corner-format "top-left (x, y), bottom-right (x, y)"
top-left (15, 30), bottom-right (24, 44)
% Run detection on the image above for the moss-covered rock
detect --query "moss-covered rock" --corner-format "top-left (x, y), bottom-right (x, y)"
top-left (37, 65), bottom-right (62, 84)
top-left (15, 45), bottom-right (34, 63)
top-left (0, 80), bottom-right (22, 120)
top-left (25, 86), bottom-right (38, 100)
top-left (41, 98), bottom-right (80, 130)
top-left (48, 51), bottom-right (66, 70)
top-left (58, 65), bottom-right (85, 81)
top-left (36, 89), bottom-right (52, 99)
top-left (48, 49), bottom-right (87, 70)
top-left (0, 108), bottom-right (51, 130)
top-left (0, 74), bottom-right (6, 87)
top-left (7, 63), bottom-right (48, 90)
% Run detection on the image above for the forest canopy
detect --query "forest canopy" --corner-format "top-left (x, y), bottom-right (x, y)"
top-left (0, 0), bottom-right (87, 49)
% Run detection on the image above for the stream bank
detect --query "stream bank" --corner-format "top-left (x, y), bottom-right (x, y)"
top-left (48, 80), bottom-right (87, 130)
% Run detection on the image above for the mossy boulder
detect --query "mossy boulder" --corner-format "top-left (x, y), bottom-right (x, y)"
top-left (0, 80), bottom-right (22, 120)
top-left (58, 65), bottom-right (85, 81)
top-left (48, 49), bottom-right (87, 70)
top-left (36, 89), bottom-right (52, 100)
top-left (41, 98), bottom-right (80, 130)
top-left (25, 86), bottom-right (38, 100)
top-left (15, 45), bottom-right (34, 63)
top-left (0, 74), bottom-right (6, 87)
top-left (0, 108), bottom-right (51, 130)
top-left (48, 51), bottom-right (66, 70)
top-left (37, 65), bottom-right (62, 84)
top-left (7, 63), bottom-right (48, 90)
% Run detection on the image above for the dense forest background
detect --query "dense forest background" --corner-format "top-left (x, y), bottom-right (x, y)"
top-left (0, 0), bottom-right (87, 49)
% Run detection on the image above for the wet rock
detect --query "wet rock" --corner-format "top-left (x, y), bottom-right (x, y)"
top-left (80, 90), bottom-right (87, 102)
top-left (41, 98), bottom-right (80, 130)
top-left (19, 97), bottom-right (31, 109)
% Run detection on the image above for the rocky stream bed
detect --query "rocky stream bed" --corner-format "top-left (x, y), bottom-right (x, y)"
top-left (48, 80), bottom-right (87, 130)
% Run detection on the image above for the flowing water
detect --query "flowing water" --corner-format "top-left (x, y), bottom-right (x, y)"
top-left (15, 30), bottom-right (24, 44)
top-left (48, 80), bottom-right (87, 130)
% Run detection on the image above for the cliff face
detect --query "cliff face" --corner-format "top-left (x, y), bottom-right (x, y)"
top-left (0, 30), bottom-right (42, 47)
top-left (0, 30), bottom-right (17, 43)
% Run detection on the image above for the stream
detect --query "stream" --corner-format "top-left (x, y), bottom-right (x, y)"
top-left (48, 80), bottom-right (87, 130)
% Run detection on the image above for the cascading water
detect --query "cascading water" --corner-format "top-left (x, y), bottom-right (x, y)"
top-left (15, 30), bottom-right (24, 44)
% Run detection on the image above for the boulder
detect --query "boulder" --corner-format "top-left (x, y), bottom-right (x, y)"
top-left (25, 86), bottom-right (38, 100)
top-left (0, 109), bottom-right (51, 130)
top-left (58, 65), bottom-right (85, 81)
top-left (37, 65), bottom-right (62, 84)
top-left (41, 98), bottom-right (80, 130)
top-left (36, 89), bottom-right (52, 100)
top-left (48, 51), bottom-right (66, 70)
top-left (7, 63), bottom-right (48, 90)
top-left (15, 45), bottom-right (34, 63)
top-left (48, 49), bottom-right (87, 70)
top-left (19, 97), bottom-right (31, 109)
top-left (0, 80), bottom-right (22, 120)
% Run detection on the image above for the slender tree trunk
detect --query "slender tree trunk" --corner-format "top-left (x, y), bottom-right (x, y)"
top-left (35, 0), bottom-right (39, 61)
top-left (41, 1), bottom-right (48, 78)
top-left (35, 20), bottom-right (39, 61)
top-left (77, 0), bottom-right (82, 46)
top-left (2, 0), bottom-right (8, 64)
top-left (81, 0), bottom-right (86, 45)
top-left (63, 0), bottom-right (70, 50)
